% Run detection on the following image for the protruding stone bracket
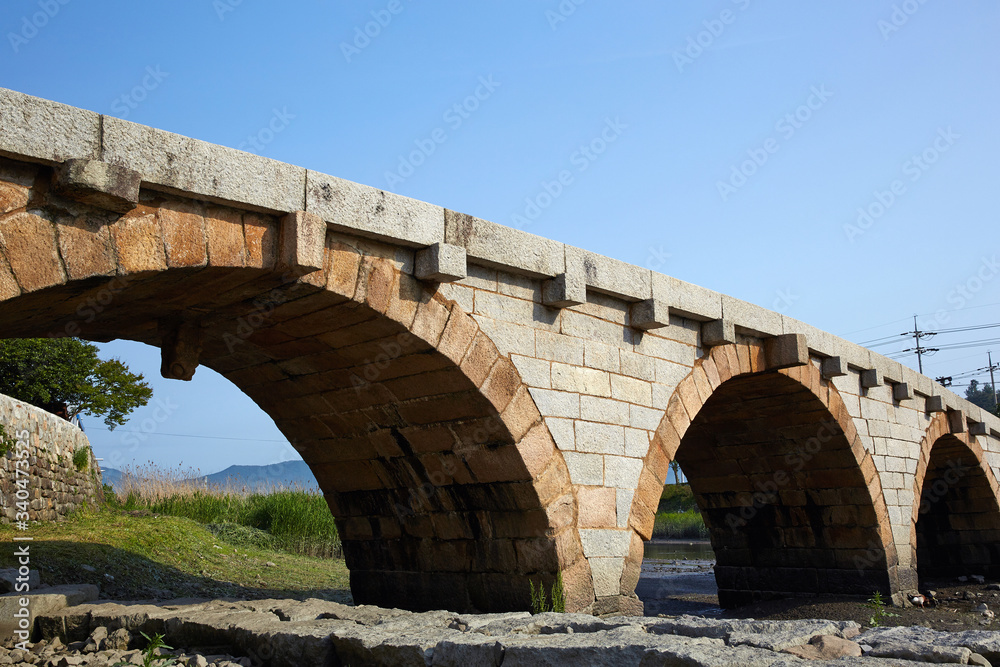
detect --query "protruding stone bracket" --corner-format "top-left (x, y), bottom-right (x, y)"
top-left (947, 409), bottom-right (966, 434)
top-left (543, 272), bottom-right (586, 308)
top-left (415, 242), bottom-right (467, 282)
top-left (702, 319), bottom-right (735, 347)
top-left (764, 333), bottom-right (808, 370)
top-left (279, 210), bottom-right (326, 274)
top-left (51, 159), bottom-right (140, 214)
top-left (970, 421), bottom-right (988, 436)
top-left (892, 383), bottom-right (912, 402)
top-left (820, 356), bottom-right (847, 379)
top-left (860, 369), bottom-right (880, 389)
top-left (926, 395), bottom-right (946, 413)
top-left (158, 318), bottom-right (202, 381)
top-left (630, 299), bottom-right (669, 331)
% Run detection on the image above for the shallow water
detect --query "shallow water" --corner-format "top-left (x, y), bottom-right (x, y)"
top-left (638, 539), bottom-right (721, 616)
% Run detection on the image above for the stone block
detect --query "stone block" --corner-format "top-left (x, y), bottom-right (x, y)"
top-left (892, 383), bottom-right (912, 402)
top-left (578, 486), bottom-right (617, 528)
top-left (579, 529), bottom-right (631, 558)
top-left (721, 295), bottom-right (782, 336)
top-left (542, 272), bottom-right (585, 308)
top-left (860, 369), bottom-right (880, 389)
top-left (0, 87), bottom-right (99, 164)
top-left (308, 171), bottom-right (443, 246)
top-left (764, 334), bottom-right (808, 370)
top-left (947, 409), bottom-right (966, 434)
top-left (821, 356), bottom-right (847, 379)
top-left (562, 452), bottom-right (603, 485)
top-left (445, 209), bottom-right (564, 277)
top-left (970, 421), bottom-right (988, 436)
top-left (630, 299), bottom-right (668, 331)
top-left (701, 319), bottom-right (735, 347)
top-left (278, 210), bottom-right (325, 273)
top-left (52, 159), bottom-right (140, 213)
top-left (652, 272), bottom-right (722, 321)
top-left (569, 246), bottom-right (651, 301)
top-left (103, 116), bottom-right (305, 213)
top-left (415, 242), bottom-right (467, 282)
top-left (0, 584), bottom-right (99, 643)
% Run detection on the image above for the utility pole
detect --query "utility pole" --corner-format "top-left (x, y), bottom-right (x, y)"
top-left (990, 351), bottom-right (998, 412)
top-left (906, 315), bottom-right (936, 374)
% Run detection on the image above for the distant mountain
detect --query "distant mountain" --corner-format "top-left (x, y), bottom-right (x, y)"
top-left (100, 467), bottom-right (122, 488)
top-left (194, 460), bottom-right (319, 491)
top-left (98, 460), bottom-right (319, 493)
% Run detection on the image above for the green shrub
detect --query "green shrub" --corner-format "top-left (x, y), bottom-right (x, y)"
top-left (529, 572), bottom-right (566, 614)
top-left (0, 424), bottom-right (15, 457)
top-left (651, 509), bottom-right (709, 539)
top-left (72, 446), bottom-right (91, 472)
top-left (658, 483), bottom-right (697, 513)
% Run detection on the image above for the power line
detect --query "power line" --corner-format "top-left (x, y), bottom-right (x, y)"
top-left (86, 426), bottom-right (288, 444)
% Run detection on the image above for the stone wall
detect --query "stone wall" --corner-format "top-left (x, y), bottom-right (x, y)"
top-left (0, 392), bottom-right (103, 523)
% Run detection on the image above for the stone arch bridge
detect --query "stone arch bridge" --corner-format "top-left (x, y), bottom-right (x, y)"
top-left (1, 88), bottom-right (998, 615)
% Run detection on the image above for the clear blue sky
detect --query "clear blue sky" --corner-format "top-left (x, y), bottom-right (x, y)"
top-left (2, 1), bottom-right (998, 474)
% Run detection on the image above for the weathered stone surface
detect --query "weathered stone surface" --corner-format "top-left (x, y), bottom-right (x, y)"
top-left (278, 210), bottom-right (325, 273)
top-left (0, 87), bottom-right (99, 164)
top-left (103, 116), bottom-right (306, 213)
top-left (308, 170), bottom-right (443, 246)
top-left (446, 209), bottom-right (563, 278)
top-left (859, 625), bottom-right (1000, 663)
top-left (416, 242), bottom-right (467, 282)
top-left (782, 634), bottom-right (862, 660)
top-left (52, 159), bottom-right (140, 213)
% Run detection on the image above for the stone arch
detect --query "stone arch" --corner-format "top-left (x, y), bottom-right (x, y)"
top-left (626, 342), bottom-right (900, 607)
top-left (909, 413), bottom-right (1000, 580)
top-left (0, 164), bottom-right (591, 613)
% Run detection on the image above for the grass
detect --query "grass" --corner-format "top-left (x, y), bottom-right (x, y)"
top-left (0, 508), bottom-right (351, 602)
top-left (107, 462), bottom-right (341, 559)
top-left (653, 484), bottom-right (709, 539)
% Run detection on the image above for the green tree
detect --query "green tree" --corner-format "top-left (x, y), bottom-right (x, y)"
top-left (669, 460), bottom-right (683, 485)
top-left (0, 338), bottom-right (152, 429)
top-left (965, 379), bottom-right (998, 416)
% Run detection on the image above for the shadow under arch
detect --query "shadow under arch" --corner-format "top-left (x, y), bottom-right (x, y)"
top-left (909, 413), bottom-right (1000, 581)
top-left (626, 343), bottom-right (900, 607)
top-left (0, 177), bottom-right (590, 612)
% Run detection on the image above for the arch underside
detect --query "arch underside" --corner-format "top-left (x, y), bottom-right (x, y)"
top-left (674, 369), bottom-right (893, 607)
top-left (916, 434), bottom-right (1000, 580)
top-left (0, 173), bottom-right (585, 612)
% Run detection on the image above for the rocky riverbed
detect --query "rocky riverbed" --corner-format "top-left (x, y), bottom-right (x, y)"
top-left (4, 596), bottom-right (1000, 666)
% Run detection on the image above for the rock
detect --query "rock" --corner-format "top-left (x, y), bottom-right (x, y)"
top-left (961, 576), bottom-right (970, 582)
top-left (0, 568), bottom-right (40, 592)
top-left (868, 642), bottom-right (972, 663)
top-left (190, 656), bottom-right (209, 667)
top-left (978, 603), bottom-right (990, 612)
top-left (782, 635), bottom-right (863, 660)
top-left (973, 575), bottom-right (987, 584)
top-left (987, 584), bottom-right (1000, 592)
top-left (80, 565), bottom-right (96, 573)
top-left (104, 628), bottom-right (131, 650)
top-left (970, 653), bottom-right (993, 667)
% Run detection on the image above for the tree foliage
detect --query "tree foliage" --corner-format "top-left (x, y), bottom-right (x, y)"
top-left (0, 338), bottom-right (152, 429)
top-left (965, 379), bottom-right (999, 416)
